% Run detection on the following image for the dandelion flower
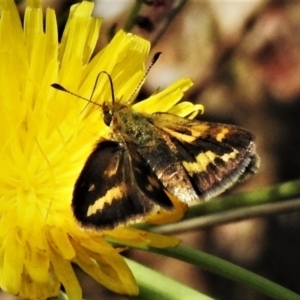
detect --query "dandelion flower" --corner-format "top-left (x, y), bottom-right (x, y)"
top-left (0, 0), bottom-right (201, 299)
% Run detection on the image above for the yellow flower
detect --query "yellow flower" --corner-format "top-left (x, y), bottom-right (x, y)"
top-left (0, 0), bottom-right (202, 299)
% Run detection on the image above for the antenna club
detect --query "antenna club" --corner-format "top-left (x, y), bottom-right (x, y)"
top-left (51, 83), bottom-right (68, 92)
top-left (153, 52), bottom-right (162, 63)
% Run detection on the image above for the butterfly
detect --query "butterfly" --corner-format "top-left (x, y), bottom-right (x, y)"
top-left (52, 54), bottom-right (259, 229)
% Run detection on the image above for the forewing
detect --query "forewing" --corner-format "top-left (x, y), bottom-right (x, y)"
top-left (72, 140), bottom-right (173, 229)
top-left (147, 112), bottom-right (258, 202)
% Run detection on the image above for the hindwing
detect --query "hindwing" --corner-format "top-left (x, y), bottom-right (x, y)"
top-left (72, 140), bottom-right (173, 229)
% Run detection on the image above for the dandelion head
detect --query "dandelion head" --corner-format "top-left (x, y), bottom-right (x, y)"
top-left (0, 0), bottom-right (200, 299)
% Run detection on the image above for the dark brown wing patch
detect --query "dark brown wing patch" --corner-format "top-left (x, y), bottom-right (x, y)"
top-left (147, 113), bottom-right (259, 202)
top-left (72, 140), bottom-right (173, 229)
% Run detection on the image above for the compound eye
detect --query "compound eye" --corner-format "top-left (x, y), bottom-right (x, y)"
top-left (102, 103), bottom-right (112, 126)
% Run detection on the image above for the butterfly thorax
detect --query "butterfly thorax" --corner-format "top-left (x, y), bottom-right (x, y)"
top-left (103, 103), bottom-right (159, 146)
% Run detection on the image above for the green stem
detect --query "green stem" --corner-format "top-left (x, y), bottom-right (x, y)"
top-left (111, 180), bottom-right (300, 299)
top-left (145, 245), bottom-right (300, 300)
top-left (124, 0), bottom-right (143, 32)
top-left (186, 179), bottom-right (300, 219)
top-left (133, 179), bottom-right (300, 233)
top-left (126, 258), bottom-right (214, 300)
top-left (151, 198), bottom-right (300, 234)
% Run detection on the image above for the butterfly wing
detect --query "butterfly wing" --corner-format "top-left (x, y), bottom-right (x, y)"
top-left (72, 140), bottom-right (173, 229)
top-left (141, 112), bottom-right (259, 202)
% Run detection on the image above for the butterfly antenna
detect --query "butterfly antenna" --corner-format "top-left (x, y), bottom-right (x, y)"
top-left (51, 70), bottom-right (117, 108)
top-left (127, 52), bottom-right (161, 103)
top-left (51, 83), bottom-right (102, 108)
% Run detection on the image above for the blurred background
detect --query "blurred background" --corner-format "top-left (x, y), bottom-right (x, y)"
top-left (8, 0), bottom-right (300, 299)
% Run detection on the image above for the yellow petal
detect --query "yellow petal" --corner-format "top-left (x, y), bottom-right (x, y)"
top-left (104, 228), bottom-right (180, 249)
top-left (133, 78), bottom-right (193, 113)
